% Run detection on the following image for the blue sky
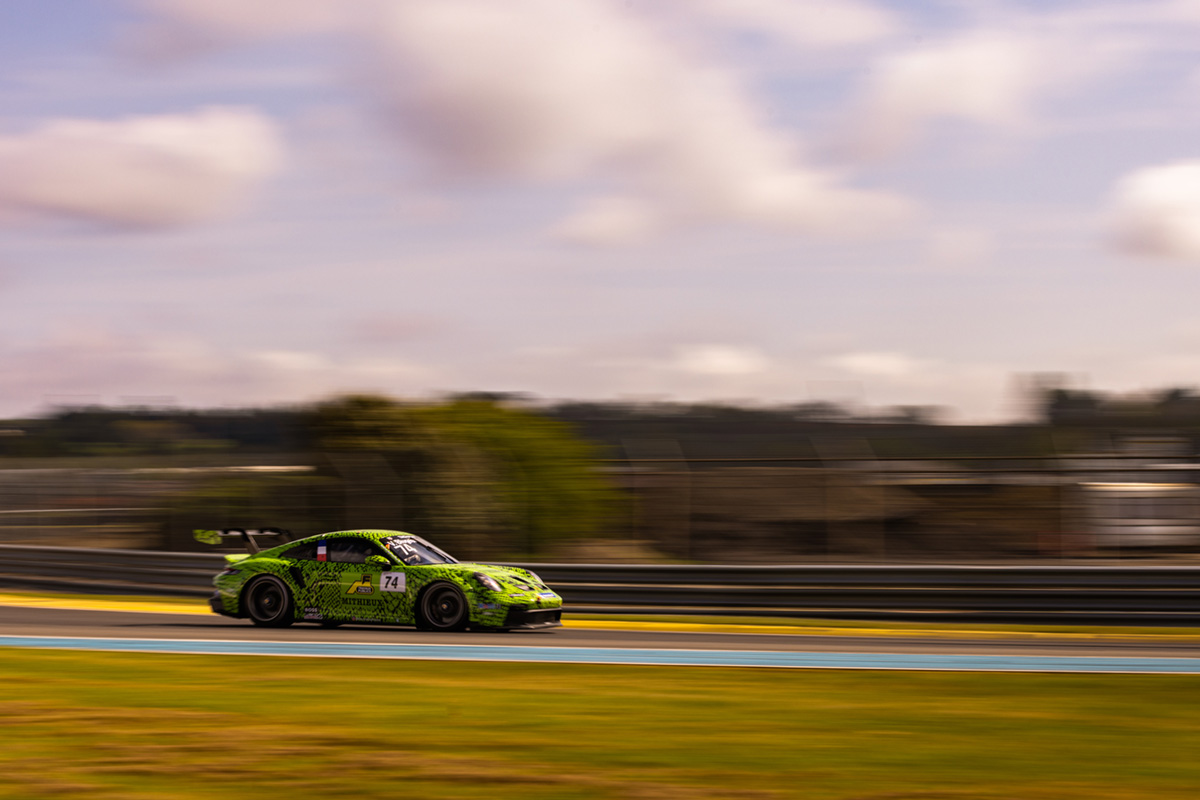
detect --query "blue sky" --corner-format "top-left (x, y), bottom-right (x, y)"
top-left (3, 0), bottom-right (1200, 421)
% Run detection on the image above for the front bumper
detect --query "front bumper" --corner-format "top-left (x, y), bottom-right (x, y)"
top-left (503, 606), bottom-right (563, 629)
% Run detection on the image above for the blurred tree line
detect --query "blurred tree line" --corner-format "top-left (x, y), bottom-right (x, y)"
top-left (5, 381), bottom-right (1200, 559)
top-left (0, 396), bottom-right (617, 559)
top-left (10, 383), bottom-right (1200, 463)
top-left (1042, 386), bottom-right (1200, 427)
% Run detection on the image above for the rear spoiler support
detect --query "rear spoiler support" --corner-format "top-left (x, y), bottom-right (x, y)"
top-left (193, 528), bottom-right (290, 554)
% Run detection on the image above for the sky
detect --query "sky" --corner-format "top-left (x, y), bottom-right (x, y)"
top-left (2, 0), bottom-right (1200, 422)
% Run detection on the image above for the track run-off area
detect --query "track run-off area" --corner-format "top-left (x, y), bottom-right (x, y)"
top-left (3, 591), bottom-right (1200, 673)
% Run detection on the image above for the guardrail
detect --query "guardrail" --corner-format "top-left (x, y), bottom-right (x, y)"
top-left (2, 544), bottom-right (1199, 623)
top-left (0, 545), bottom-right (223, 596)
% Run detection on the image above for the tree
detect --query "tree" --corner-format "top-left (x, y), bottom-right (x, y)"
top-left (308, 395), bottom-right (618, 558)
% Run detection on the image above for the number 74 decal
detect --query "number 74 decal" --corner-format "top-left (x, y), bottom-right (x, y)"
top-left (381, 572), bottom-right (406, 592)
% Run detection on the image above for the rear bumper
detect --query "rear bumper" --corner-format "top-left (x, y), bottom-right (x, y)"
top-left (503, 606), bottom-right (563, 629)
top-left (209, 591), bottom-right (238, 618)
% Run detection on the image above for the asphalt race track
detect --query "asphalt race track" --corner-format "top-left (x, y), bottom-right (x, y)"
top-left (3, 604), bottom-right (1200, 672)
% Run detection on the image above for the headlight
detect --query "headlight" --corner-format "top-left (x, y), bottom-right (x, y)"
top-left (474, 572), bottom-right (503, 592)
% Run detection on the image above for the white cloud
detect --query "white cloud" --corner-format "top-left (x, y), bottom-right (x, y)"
top-left (0, 107), bottom-right (283, 228)
top-left (369, 0), bottom-right (911, 238)
top-left (846, 32), bottom-right (1047, 157)
top-left (826, 351), bottom-right (930, 379)
top-left (1142, 0), bottom-right (1200, 25)
top-left (842, 7), bottom-right (1163, 159)
top-left (925, 227), bottom-right (993, 269)
top-left (552, 196), bottom-right (662, 246)
top-left (0, 330), bottom-right (441, 416)
top-left (129, 0), bottom-right (911, 241)
top-left (1110, 160), bottom-right (1200, 261)
top-left (252, 350), bottom-right (327, 373)
top-left (478, 342), bottom-right (1017, 421)
top-left (674, 345), bottom-right (770, 376)
top-left (687, 0), bottom-right (899, 48)
top-left (130, 0), bottom-right (349, 55)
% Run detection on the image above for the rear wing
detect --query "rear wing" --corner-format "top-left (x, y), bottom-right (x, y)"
top-left (193, 527), bottom-right (290, 554)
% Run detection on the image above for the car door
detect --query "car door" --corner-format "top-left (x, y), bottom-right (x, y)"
top-left (321, 536), bottom-right (395, 622)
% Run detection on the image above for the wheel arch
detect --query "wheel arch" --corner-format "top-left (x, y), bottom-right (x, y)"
top-left (415, 578), bottom-right (474, 630)
top-left (237, 567), bottom-right (301, 618)
top-left (414, 572), bottom-right (476, 604)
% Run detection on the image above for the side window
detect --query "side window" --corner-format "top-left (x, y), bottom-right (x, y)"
top-left (282, 541), bottom-right (318, 560)
top-left (327, 538), bottom-right (386, 564)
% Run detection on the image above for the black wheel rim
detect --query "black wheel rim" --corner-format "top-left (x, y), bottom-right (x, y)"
top-left (251, 581), bottom-right (284, 622)
top-left (426, 588), bottom-right (464, 628)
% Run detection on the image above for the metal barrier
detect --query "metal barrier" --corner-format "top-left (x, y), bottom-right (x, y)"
top-left (518, 563), bottom-right (1200, 622)
top-left (0, 545), bottom-right (222, 596)
top-left (2, 544), bottom-right (1199, 622)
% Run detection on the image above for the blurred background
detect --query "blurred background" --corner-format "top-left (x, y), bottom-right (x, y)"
top-left (4, 383), bottom-right (1200, 564)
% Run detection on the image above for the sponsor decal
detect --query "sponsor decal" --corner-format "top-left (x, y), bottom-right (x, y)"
top-left (303, 607), bottom-right (323, 620)
top-left (346, 574), bottom-right (374, 595)
top-left (538, 591), bottom-right (555, 598)
top-left (317, 541), bottom-right (327, 562)
top-left (507, 593), bottom-right (525, 599)
top-left (476, 602), bottom-right (500, 610)
top-left (381, 572), bottom-right (406, 593)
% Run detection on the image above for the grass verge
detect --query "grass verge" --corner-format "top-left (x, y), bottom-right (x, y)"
top-left (0, 649), bottom-right (1198, 799)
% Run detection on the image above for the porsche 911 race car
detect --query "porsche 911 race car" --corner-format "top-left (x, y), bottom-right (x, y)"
top-left (196, 528), bottom-right (563, 631)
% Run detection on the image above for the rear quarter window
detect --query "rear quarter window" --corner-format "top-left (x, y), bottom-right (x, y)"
top-left (281, 541), bottom-right (318, 560)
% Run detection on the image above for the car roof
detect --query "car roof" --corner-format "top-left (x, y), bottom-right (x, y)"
top-left (276, 529), bottom-right (456, 563)
top-left (307, 529), bottom-right (412, 539)
top-left (292, 529), bottom-right (435, 548)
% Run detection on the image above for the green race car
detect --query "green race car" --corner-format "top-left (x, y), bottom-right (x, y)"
top-left (198, 528), bottom-right (563, 631)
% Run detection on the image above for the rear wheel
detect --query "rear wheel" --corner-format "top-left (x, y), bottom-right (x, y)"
top-left (418, 583), bottom-right (469, 632)
top-left (244, 575), bottom-right (294, 627)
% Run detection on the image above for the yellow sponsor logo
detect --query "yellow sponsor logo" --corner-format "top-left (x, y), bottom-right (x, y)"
top-left (346, 574), bottom-right (374, 595)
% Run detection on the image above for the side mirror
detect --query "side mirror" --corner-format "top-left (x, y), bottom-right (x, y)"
top-left (366, 555), bottom-right (392, 568)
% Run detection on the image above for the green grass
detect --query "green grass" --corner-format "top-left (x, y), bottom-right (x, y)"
top-left (1, 649), bottom-right (1198, 799)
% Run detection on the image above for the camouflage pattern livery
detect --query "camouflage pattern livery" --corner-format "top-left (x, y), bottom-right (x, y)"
top-left (201, 529), bottom-right (563, 631)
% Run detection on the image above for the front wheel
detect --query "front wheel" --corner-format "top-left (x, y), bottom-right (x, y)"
top-left (418, 583), bottom-right (469, 632)
top-left (244, 575), bottom-right (294, 627)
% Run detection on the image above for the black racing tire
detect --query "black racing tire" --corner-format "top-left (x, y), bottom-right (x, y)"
top-left (418, 582), bottom-right (469, 632)
top-left (243, 575), bottom-right (295, 627)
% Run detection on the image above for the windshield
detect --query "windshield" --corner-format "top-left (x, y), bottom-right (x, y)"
top-left (383, 536), bottom-right (457, 566)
